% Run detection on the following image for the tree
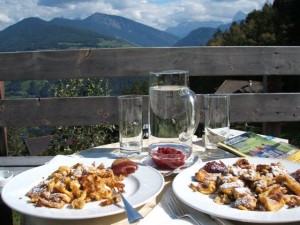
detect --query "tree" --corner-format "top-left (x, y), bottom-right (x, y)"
top-left (272, 0), bottom-right (300, 45)
top-left (208, 29), bottom-right (224, 46)
top-left (7, 127), bottom-right (29, 156)
top-left (27, 81), bottom-right (39, 97)
top-left (6, 81), bottom-right (22, 95)
top-left (46, 78), bottom-right (118, 155)
top-left (225, 22), bottom-right (247, 45)
top-left (39, 81), bottom-right (52, 97)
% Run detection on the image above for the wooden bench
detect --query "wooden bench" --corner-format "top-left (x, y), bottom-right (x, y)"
top-left (23, 135), bottom-right (54, 155)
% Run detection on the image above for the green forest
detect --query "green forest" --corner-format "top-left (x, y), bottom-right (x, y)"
top-left (209, 0), bottom-right (299, 46)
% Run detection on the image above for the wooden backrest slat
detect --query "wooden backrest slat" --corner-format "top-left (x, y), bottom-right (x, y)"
top-left (0, 47), bottom-right (300, 81)
top-left (1, 93), bottom-right (299, 127)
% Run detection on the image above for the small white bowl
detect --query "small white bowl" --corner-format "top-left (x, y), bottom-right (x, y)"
top-left (0, 170), bottom-right (13, 187)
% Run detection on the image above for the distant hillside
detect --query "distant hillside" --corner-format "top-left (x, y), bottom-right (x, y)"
top-left (0, 17), bottom-right (127, 52)
top-left (50, 13), bottom-right (179, 47)
top-left (166, 20), bottom-right (223, 38)
top-left (171, 11), bottom-right (247, 46)
top-left (0, 12), bottom-right (179, 52)
top-left (173, 27), bottom-right (217, 46)
top-left (166, 11), bottom-right (247, 41)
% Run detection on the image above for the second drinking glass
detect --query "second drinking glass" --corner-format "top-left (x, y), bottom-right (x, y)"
top-left (204, 94), bottom-right (230, 158)
top-left (118, 95), bottom-right (143, 155)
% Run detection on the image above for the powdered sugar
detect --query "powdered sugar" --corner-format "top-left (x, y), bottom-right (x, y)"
top-left (220, 180), bottom-right (244, 189)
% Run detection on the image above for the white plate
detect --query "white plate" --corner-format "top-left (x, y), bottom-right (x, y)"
top-left (172, 157), bottom-right (300, 224)
top-left (2, 158), bottom-right (164, 220)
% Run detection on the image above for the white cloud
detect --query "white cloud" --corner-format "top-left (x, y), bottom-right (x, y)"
top-left (0, 0), bottom-right (273, 31)
top-left (0, 13), bottom-right (13, 31)
top-left (0, 14), bottom-right (12, 23)
top-left (37, 0), bottom-right (96, 7)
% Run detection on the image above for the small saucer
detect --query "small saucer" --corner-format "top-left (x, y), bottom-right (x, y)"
top-left (0, 170), bottom-right (13, 187)
top-left (140, 156), bottom-right (166, 171)
top-left (140, 154), bottom-right (200, 174)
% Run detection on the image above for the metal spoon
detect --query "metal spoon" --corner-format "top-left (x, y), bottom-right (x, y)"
top-left (163, 155), bottom-right (199, 177)
top-left (116, 188), bottom-right (143, 223)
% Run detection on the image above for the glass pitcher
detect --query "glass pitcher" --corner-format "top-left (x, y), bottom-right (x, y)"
top-left (148, 70), bottom-right (200, 167)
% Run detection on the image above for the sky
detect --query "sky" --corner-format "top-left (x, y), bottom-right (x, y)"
top-left (0, 0), bottom-right (273, 31)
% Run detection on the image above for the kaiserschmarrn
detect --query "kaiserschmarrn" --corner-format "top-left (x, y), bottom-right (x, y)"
top-left (189, 158), bottom-right (300, 211)
top-left (26, 162), bottom-right (126, 209)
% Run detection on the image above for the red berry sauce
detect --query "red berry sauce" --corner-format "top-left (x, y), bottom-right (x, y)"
top-left (150, 147), bottom-right (185, 169)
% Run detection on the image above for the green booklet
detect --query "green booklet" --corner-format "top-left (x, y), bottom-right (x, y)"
top-left (218, 131), bottom-right (300, 163)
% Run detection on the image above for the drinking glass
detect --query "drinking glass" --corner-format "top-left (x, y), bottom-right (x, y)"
top-left (148, 70), bottom-right (200, 168)
top-left (118, 95), bottom-right (143, 154)
top-left (204, 94), bottom-right (230, 158)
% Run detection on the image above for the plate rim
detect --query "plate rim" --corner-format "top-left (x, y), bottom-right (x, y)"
top-left (172, 157), bottom-right (300, 224)
top-left (2, 158), bottom-right (164, 220)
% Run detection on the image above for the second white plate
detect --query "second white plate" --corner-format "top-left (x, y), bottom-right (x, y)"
top-left (172, 157), bottom-right (300, 224)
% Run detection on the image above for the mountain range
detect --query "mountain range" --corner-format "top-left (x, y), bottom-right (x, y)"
top-left (0, 17), bottom-right (119, 52)
top-left (166, 20), bottom-right (223, 38)
top-left (50, 13), bottom-right (179, 47)
top-left (0, 11), bottom-right (246, 52)
top-left (165, 11), bottom-right (246, 37)
top-left (170, 11), bottom-right (246, 47)
top-left (174, 27), bottom-right (217, 47)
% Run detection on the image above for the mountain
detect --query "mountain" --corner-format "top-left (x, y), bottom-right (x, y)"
top-left (166, 10), bottom-right (247, 40)
top-left (233, 11), bottom-right (247, 22)
top-left (173, 27), bottom-right (217, 46)
top-left (219, 11), bottom-right (247, 31)
top-left (50, 13), bottom-right (179, 47)
top-left (172, 11), bottom-right (248, 46)
top-left (0, 12), bottom-right (179, 52)
top-left (166, 20), bottom-right (223, 38)
top-left (0, 17), bottom-right (127, 52)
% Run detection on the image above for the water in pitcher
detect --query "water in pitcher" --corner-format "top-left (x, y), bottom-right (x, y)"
top-left (148, 85), bottom-right (193, 158)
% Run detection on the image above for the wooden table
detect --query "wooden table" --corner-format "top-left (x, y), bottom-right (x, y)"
top-left (1, 140), bottom-right (299, 225)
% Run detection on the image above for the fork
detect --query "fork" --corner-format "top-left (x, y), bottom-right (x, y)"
top-left (114, 188), bottom-right (143, 223)
top-left (165, 193), bottom-right (203, 225)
